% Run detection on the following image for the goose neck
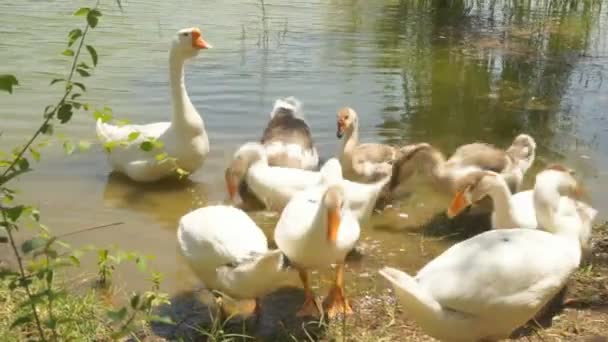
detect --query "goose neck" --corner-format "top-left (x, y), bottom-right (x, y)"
top-left (169, 51), bottom-right (202, 130)
top-left (534, 185), bottom-right (579, 241)
top-left (342, 125), bottom-right (359, 154)
top-left (486, 179), bottom-right (516, 226)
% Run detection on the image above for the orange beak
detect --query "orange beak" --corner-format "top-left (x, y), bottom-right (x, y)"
top-left (447, 189), bottom-right (470, 218)
top-left (225, 174), bottom-right (237, 201)
top-left (573, 185), bottom-right (585, 200)
top-left (327, 207), bottom-right (341, 243)
top-left (191, 29), bottom-right (212, 49)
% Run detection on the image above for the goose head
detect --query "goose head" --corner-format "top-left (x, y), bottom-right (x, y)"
top-left (171, 27), bottom-right (212, 60)
top-left (225, 143), bottom-right (268, 200)
top-left (323, 184), bottom-right (346, 243)
top-left (336, 107), bottom-right (358, 139)
top-left (534, 165), bottom-right (595, 243)
top-left (447, 170), bottom-right (501, 218)
top-left (535, 164), bottom-right (582, 200)
top-left (506, 134), bottom-right (536, 173)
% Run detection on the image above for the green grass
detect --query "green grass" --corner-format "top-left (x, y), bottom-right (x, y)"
top-left (0, 277), bottom-right (115, 341)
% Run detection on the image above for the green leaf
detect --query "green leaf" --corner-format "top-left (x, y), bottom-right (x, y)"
top-left (41, 123), bottom-right (54, 135)
top-left (69, 255), bottom-right (81, 267)
top-left (103, 141), bottom-right (117, 152)
top-left (76, 68), bottom-right (90, 77)
top-left (50, 78), bottom-right (65, 86)
top-left (45, 318), bottom-right (57, 329)
top-left (44, 105), bottom-right (54, 116)
top-left (136, 257), bottom-right (147, 272)
top-left (62, 49), bottom-right (74, 56)
top-left (78, 62), bottom-right (90, 70)
top-left (74, 7), bottom-right (90, 16)
top-left (21, 237), bottom-right (46, 254)
top-left (145, 315), bottom-right (174, 325)
top-left (29, 147), bottom-right (40, 161)
top-left (3, 205), bottom-right (24, 221)
top-left (0, 168), bottom-right (30, 187)
top-left (68, 28), bottom-right (83, 47)
top-left (86, 45), bottom-right (98, 66)
top-left (78, 140), bottom-right (91, 152)
top-left (90, 9), bottom-right (102, 18)
top-left (93, 109), bottom-right (112, 122)
top-left (155, 152), bottom-right (169, 161)
top-left (63, 140), bottom-right (75, 155)
top-left (17, 157), bottom-right (29, 171)
top-left (153, 140), bottom-right (165, 148)
top-left (71, 93), bottom-right (82, 100)
top-left (10, 315), bottom-right (32, 329)
top-left (87, 10), bottom-right (100, 28)
top-left (46, 269), bottom-right (54, 284)
top-left (130, 293), bottom-right (141, 309)
top-left (0, 74), bottom-right (18, 94)
top-left (176, 168), bottom-right (189, 178)
top-left (29, 208), bottom-right (40, 222)
top-left (139, 141), bottom-right (154, 151)
top-left (128, 132), bottom-right (140, 141)
top-left (72, 82), bottom-right (86, 92)
top-left (58, 103), bottom-right (73, 123)
top-left (106, 307), bottom-right (128, 321)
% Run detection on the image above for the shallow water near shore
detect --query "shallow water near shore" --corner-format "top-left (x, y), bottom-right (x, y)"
top-left (2, 0), bottom-right (608, 338)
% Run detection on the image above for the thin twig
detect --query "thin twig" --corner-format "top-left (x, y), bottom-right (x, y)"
top-left (56, 222), bottom-right (124, 239)
top-left (45, 254), bottom-right (59, 341)
top-left (2, 211), bottom-right (47, 341)
top-left (0, 5), bottom-right (98, 341)
top-left (0, 16), bottom-right (90, 184)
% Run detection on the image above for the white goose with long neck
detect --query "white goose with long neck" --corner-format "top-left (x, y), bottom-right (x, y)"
top-left (168, 42), bottom-right (203, 131)
top-left (96, 27), bottom-right (210, 182)
top-left (447, 171), bottom-right (537, 229)
top-left (378, 167), bottom-right (595, 342)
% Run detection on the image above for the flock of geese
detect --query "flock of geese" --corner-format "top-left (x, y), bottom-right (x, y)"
top-left (95, 28), bottom-right (599, 341)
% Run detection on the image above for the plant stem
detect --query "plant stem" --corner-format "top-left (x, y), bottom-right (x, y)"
top-left (0, 21), bottom-right (90, 184)
top-left (45, 255), bottom-right (59, 341)
top-left (2, 211), bottom-right (47, 341)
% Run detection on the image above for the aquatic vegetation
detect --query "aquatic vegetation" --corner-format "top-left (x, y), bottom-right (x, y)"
top-left (0, 2), bottom-right (170, 340)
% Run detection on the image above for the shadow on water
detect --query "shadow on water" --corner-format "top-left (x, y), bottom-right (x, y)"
top-left (418, 210), bottom-right (492, 241)
top-left (150, 287), bottom-right (327, 341)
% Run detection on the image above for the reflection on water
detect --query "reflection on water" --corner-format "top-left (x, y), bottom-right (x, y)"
top-left (2, 0), bottom-right (607, 305)
top-left (102, 172), bottom-right (208, 230)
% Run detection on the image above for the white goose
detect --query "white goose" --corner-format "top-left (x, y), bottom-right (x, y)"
top-left (274, 166), bottom-right (360, 318)
top-left (96, 27), bottom-right (211, 182)
top-left (447, 170), bottom-right (537, 229)
top-left (379, 165), bottom-right (596, 342)
top-left (261, 97), bottom-right (319, 170)
top-left (447, 168), bottom-right (597, 241)
top-left (177, 205), bottom-right (299, 317)
top-left (225, 143), bottom-right (389, 221)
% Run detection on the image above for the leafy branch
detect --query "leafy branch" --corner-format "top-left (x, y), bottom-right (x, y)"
top-left (1, 2), bottom-right (171, 340)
